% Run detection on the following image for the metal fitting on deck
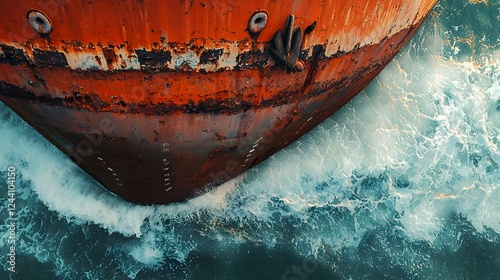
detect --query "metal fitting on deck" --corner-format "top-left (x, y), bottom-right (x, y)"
top-left (27, 10), bottom-right (52, 36)
top-left (248, 11), bottom-right (268, 34)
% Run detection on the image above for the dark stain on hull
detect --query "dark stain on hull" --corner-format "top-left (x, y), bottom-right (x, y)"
top-left (199, 48), bottom-right (223, 64)
top-left (33, 49), bottom-right (69, 67)
top-left (135, 49), bottom-right (172, 70)
top-left (1, 45), bottom-right (29, 65)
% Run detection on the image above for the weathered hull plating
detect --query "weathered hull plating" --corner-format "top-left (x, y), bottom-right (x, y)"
top-left (0, 0), bottom-right (437, 204)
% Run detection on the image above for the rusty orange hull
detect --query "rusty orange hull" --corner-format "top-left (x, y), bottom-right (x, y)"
top-left (0, 0), bottom-right (437, 204)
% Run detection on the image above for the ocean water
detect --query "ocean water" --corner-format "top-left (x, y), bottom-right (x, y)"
top-left (1, 0), bottom-right (500, 279)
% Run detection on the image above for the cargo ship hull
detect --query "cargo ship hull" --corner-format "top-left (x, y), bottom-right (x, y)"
top-left (0, 0), bottom-right (437, 204)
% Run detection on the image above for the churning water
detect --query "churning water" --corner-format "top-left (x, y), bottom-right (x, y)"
top-left (1, 0), bottom-right (500, 279)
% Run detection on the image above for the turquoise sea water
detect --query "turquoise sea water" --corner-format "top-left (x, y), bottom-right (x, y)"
top-left (1, 0), bottom-right (500, 279)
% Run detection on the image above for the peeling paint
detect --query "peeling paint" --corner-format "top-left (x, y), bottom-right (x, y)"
top-left (65, 49), bottom-right (108, 70)
top-left (33, 49), bottom-right (69, 67)
top-left (0, 0), bottom-right (436, 73)
top-left (170, 50), bottom-right (200, 70)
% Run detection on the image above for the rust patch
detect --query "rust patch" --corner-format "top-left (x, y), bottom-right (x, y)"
top-left (33, 49), bottom-right (69, 67)
top-left (68, 90), bottom-right (108, 109)
top-left (0, 53), bottom-right (394, 115)
top-left (214, 131), bottom-right (226, 140)
top-left (0, 82), bottom-right (64, 105)
top-left (1, 45), bottom-right (29, 65)
top-left (300, 44), bottom-right (326, 61)
top-left (0, 81), bottom-right (111, 111)
top-left (102, 47), bottom-right (118, 68)
top-left (236, 50), bottom-right (270, 70)
top-left (209, 145), bottom-right (238, 159)
top-left (0, 19), bottom-right (419, 117)
top-left (135, 49), bottom-right (172, 70)
top-left (199, 48), bottom-right (223, 64)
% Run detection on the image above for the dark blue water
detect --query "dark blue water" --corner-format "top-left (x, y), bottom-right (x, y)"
top-left (2, 0), bottom-right (500, 279)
